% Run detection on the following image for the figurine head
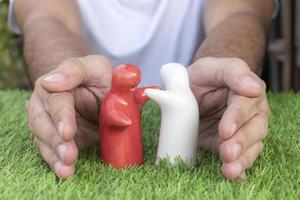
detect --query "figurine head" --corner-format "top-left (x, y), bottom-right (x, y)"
top-left (112, 64), bottom-right (141, 91)
top-left (160, 63), bottom-right (189, 90)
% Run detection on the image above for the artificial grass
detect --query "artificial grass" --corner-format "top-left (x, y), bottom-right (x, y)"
top-left (0, 90), bottom-right (299, 200)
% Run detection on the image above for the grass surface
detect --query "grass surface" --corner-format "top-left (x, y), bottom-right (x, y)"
top-left (0, 90), bottom-right (299, 199)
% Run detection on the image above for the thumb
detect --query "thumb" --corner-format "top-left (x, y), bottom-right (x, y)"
top-left (188, 57), bottom-right (265, 98)
top-left (40, 55), bottom-right (113, 92)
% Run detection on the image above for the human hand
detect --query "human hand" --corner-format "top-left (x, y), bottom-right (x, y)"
top-left (187, 57), bottom-right (270, 180)
top-left (25, 55), bottom-right (113, 179)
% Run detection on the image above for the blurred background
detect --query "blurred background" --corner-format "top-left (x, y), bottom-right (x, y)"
top-left (0, 0), bottom-right (30, 89)
top-left (0, 0), bottom-right (297, 92)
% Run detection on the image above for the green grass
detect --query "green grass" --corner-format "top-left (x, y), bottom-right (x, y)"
top-left (0, 91), bottom-right (299, 199)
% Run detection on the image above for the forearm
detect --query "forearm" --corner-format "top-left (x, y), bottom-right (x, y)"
top-left (23, 18), bottom-right (90, 83)
top-left (194, 12), bottom-right (270, 75)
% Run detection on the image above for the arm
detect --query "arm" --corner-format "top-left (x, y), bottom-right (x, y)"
top-left (135, 86), bottom-right (160, 108)
top-left (194, 0), bottom-right (274, 74)
top-left (103, 97), bottom-right (132, 128)
top-left (16, 0), bottom-right (114, 179)
top-left (14, 0), bottom-right (90, 83)
top-left (144, 89), bottom-right (180, 109)
top-left (187, 0), bottom-right (273, 180)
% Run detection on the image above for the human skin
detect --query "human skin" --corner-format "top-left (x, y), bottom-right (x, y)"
top-left (188, 0), bottom-right (273, 180)
top-left (14, 0), bottom-right (272, 179)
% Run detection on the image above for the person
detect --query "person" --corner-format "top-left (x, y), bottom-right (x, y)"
top-left (8, 0), bottom-right (277, 180)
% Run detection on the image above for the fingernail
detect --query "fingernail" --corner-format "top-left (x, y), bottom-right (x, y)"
top-left (58, 121), bottom-right (64, 137)
top-left (57, 144), bottom-right (67, 161)
top-left (43, 73), bottom-right (64, 82)
top-left (231, 143), bottom-right (241, 159)
top-left (242, 74), bottom-right (261, 90)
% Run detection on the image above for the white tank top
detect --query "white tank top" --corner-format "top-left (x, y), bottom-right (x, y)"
top-left (8, 0), bottom-right (207, 85)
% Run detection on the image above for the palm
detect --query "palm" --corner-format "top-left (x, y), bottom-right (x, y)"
top-left (192, 85), bottom-right (230, 154)
top-left (72, 85), bottom-right (109, 150)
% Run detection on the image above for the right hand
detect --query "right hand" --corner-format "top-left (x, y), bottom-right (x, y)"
top-left (25, 55), bottom-right (113, 179)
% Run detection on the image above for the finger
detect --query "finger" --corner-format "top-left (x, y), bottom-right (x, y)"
top-left (219, 94), bottom-right (261, 139)
top-left (188, 57), bottom-right (264, 97)
top-left (34, 138), bottom-right (75, 180)
top-left (26, 96), bottom-right (78, 164)
top-left (40, 55), bottom-right (112, 92)
top-left (237, 172), bottom-right (247, 181)
top-left (42, 92), bottom-right (77, 141)
top-left (221, 142), bottom-right (263, 180)
top-left (219, 111), bottom-right (268, 162)
top-left (57, 141), bottom-right (78, 165)
top-left (26, 95), bottom-right (63, 149)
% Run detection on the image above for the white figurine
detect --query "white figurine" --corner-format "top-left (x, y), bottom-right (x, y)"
top-left (145, 63), bottom-right (199, 167)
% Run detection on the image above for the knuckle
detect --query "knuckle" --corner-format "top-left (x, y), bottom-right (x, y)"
top-left (60, 57), bottom-right (83, 75)
top-left (84, 55), bottom-right (112, 70)
top-left (40, 129), bottom-right (61, 150)
top-left (62, 57), bottom-right (81, 67)
top-left (258, 98), bottom-right (271, 117)
top-left (48, 93), bottom-right (63, 104)
top-left (255, 114), bottom-right (269, 138)
top-left (200, 57), bottom-right (215, 63)
top-left (232, 103), bottom-right (243, 117)
top-left (34, 77), bottom-right (43, 88)
top-left (237, 141), bottom-right (246, 153)
top-left (46, 92), bottom-right (73, 116)
top-left (231, 58), bottom-right (249, 69)
top-left (229, 58), bottom-right (251, 75)
top-left (261, 80), bottom-right (267, 90)
top-left (28, 107), bottom-right (42, 129)
top-left (98, 55), bottom-right (110, 65)
top-left (44, 94), bottom-right (59, 113)
top-left (49, 136), bottom-right (61, 150)
top-left (197, 57), bottom-right (216, 67)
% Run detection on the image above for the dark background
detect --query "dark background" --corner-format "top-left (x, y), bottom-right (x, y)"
top-left (265, 0), bottom-right (297, 92)
top-left (0, 0), bottom-right (296, 92)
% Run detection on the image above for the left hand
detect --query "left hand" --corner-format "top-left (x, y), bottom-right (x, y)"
top-left (187, 57), bottom-right (270, 180)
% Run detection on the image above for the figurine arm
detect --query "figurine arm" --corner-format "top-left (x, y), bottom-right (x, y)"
top-left (103, 99), bottom-right (132, 128)
top-left (135, 86), bottom-right (160, 107)
top-left (144, 89), bottom-right (179, 108)
top-left (106, 110), bottom-right (132, 128)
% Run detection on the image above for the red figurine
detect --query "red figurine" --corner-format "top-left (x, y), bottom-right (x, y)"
top-left (99, 64), bottom-right (158, 169)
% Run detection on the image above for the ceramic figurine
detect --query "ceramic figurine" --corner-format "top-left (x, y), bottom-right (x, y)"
top-left (100, 64), bottom-right (158, 169)
top-left (145, 63), bottom-right (199, 167)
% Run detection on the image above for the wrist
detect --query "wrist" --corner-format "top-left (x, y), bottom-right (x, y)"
top-left (193, 14), bottom-right (267, 75)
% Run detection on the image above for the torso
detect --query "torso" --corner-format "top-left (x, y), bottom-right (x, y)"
top-left (76, 0), bottom-right (206, 85)
top-left (100, 91), bottom-right (143, 168)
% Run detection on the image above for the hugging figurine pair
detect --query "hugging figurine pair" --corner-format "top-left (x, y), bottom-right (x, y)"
top-left (99, 63), bottom-right (199, 169)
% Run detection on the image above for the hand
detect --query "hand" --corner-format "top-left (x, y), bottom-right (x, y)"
top-left (187, 57), bottom-right (270, 180)
top-left (25, 55), bottom-right (113, 179)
